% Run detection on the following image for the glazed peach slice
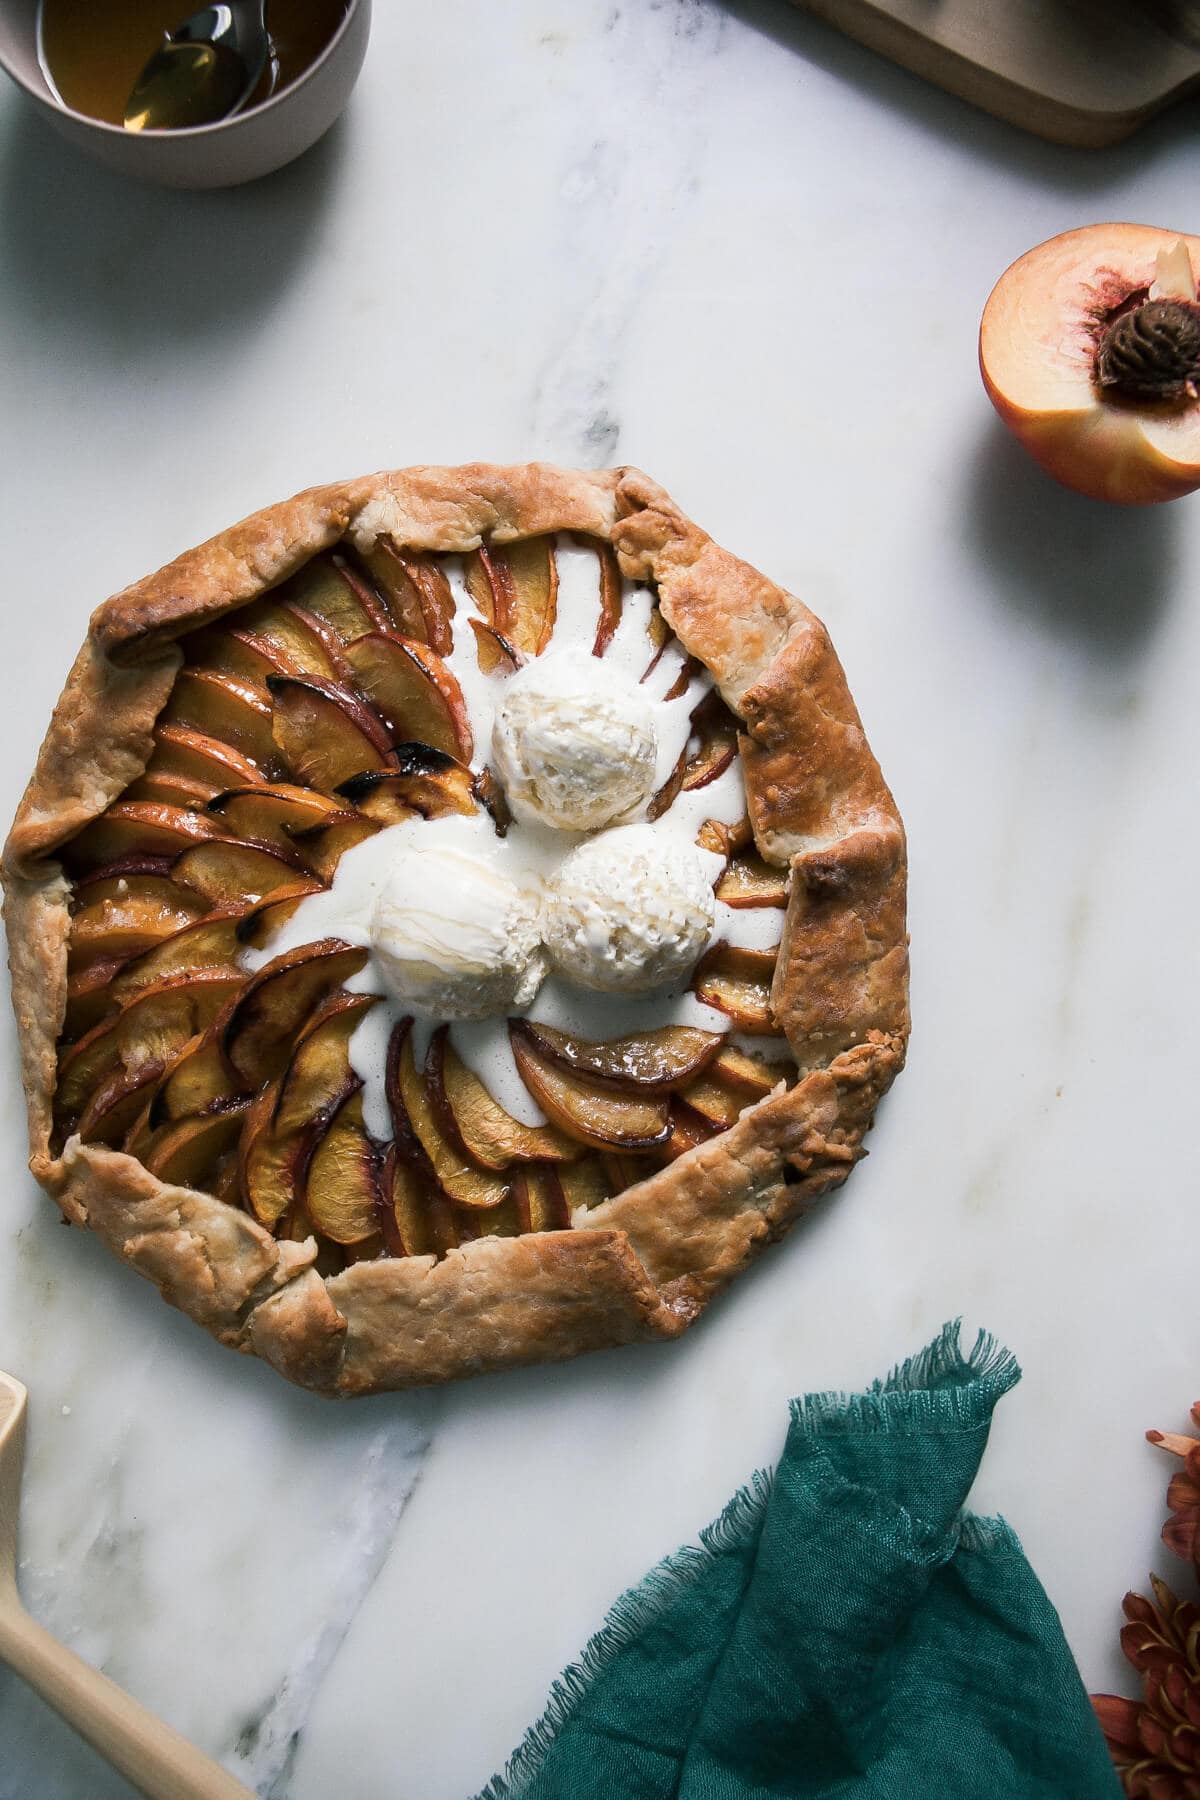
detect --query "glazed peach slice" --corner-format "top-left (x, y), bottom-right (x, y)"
top-left (342, 632), bottom-right (473, 763)
top-left (267, 674), bottom-right (394, 791)
top-left (151, 1029), bottom-right (241, 1125)
top-left (509, 1024), bottom-right (671, 1150)
top-left (116, 968), bottom-right (244, 1070)
top-left (426, 1027), bottom-right (577, 1169)
top-left (383, 1143), bottom-right (461, 1257)
top-left (715, 853), bottom-right (788, 909)
top-left (519, 1022), bottom-right (722, 1093)
top-left (512, 1166), bottom-right (570, 1233)
top-left (141, 1102), bottom-right (249, 1190)
top-left (68, 874), bottom-right (207, 968)
top-left (468, 538), bottom-right (558, 656)
top-left (557, 1156), bottom-right (612, 1213)
top-left (233, 597), bottom-right (344, 682)
top-left (274, 992), bottom-right (376, 1137)
top-left (172, 837), bottom-right (310, 908)
top-left (64, 802), bottom-right (222, 873)
top-left (206, 783), bottom-right (344, 848)
top-left (354, 542), bottom-right (455, 652)
top-left (290, 811), bottom-right (380, 883)
top-left (109, 907), bottom-right (250, 1001)
top-left (980, 224), bottom-right (1200, 504)
top-left (682, 1044), bottom-right (782, 1128)
top-left (336, 748), bottom-right (476, 825)
top-left (238, 1079), bottom-right (296, 1228)
top-left (76, 1059), bottom-right (166, 1148)
top-left (282, 553), bottom-right (389, 643)
top-left (144, 723), bottom-right (265, 796)
top-left (162, 669), bottom-right (277, 765)
top-left (393, 1029), bottom-right (509, 1209)
top-left (658, 1102), bottom-right (721, 1163)
top-left (235, 880), bottom-right (326, 949)
top-left (692, 944), bottom-right (777, 1034)
top-left (221, 940), bottom-right (368, 1085)
top-left (303, 1089), bottom-right (381, 1245)
top-left (64, 960), bottom-right (124, 1040)
top-left (469, 619), bottom-right (522, 677)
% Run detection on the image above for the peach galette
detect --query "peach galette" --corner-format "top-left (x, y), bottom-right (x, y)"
top-left (3, 466), bottom-right (908, 1394)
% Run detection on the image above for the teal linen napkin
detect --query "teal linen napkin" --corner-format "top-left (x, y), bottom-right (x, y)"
top-left (477, 1323), bottom-right (1120, 1800)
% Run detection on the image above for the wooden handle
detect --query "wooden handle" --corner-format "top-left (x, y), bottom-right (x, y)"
top-left (0, 1600), bottom-right (253, 1800)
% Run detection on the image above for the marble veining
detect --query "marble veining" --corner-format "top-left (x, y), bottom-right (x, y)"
top-left (1, 0), bottom-right (1200, 1793)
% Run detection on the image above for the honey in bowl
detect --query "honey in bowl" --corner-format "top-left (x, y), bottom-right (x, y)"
top-left (39, 0), bottom-right (349, 127)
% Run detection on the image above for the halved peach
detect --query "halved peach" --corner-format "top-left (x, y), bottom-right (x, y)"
top-left (221, 939), bottom-right (367, 1084)
top-left (509, 1025), bottom-right (671, 1150)
top-left (692, 945), bottom-right (777, 1033)
top-left (64, 802), bottom-right (222, 873)
top-left (336, 748), bottom-right (476, 824)
top-left (519, 1022), bottom-right (722, 1092)
top-left (303, 1089), bottom-right (381, 1244)
top-left (427, 1027), bottom-right (577, 1169)
top-left (512, 1166), bottom-right (570, 1233)
top-left (342, 633), bottom-right (472, 763)
top-left (394, 1030), bottom-right (509, 1209)
top-left (146, 723), bottom-right (264, 795)
top-left (267, 674), bottom-right (394, 791)
top-left (290, 810), bottom-right (380, 883)
top-left (716, 853), bottom-right (788, 909)
top-left (469, 619), bottom-right (522, 677)
top-left (172, 837), bottom-right (309, 908)
top-left (206, 782), bottom-right (343, 846)
top-left (163, 669), bottom-right (277, 765)
top-left (980, 224), bottom-right (1200, 504)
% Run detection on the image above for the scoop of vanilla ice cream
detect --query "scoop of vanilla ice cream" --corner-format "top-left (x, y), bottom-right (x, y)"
top-left (371, 843), bottom-right (545, 1019)
top-left (543, 823), bottom-right (715, 994)
top-left (492, 649), bottom-right (658, 831)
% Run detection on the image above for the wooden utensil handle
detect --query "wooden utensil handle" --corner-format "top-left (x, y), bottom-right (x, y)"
top-left (0, 1602), bottom-right (253, 1800)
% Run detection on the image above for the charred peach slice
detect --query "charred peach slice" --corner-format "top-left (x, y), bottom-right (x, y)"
top-left (336, 748), bottom-right (476, 824)
top-left (206, 783), bottom-right (343, 847)
top-left (980, 224), bottom-right (1200, 504)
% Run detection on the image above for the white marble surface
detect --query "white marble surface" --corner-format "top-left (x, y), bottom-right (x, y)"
top-left (1, 3), bottom-right (1197, 1794)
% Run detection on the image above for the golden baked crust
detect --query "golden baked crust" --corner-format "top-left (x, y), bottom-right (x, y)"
top-left (2, 464), bottom-right (908, 1394)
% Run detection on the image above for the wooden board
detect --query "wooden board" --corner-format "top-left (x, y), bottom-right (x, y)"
top-left (792, 0), bottom-right (1200, 147)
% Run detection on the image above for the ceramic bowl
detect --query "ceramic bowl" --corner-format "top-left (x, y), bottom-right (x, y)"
top-left (0, 0), bottom-right (370, 188)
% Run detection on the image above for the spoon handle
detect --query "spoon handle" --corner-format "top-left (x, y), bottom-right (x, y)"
top-left (0, 1600), bottom-right (252, 1800)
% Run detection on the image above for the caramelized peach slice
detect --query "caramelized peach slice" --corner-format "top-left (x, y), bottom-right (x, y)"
top-left (495, 538), bottom-right (558, 656)
top-left (980, 224), bottom-right (1200, 504)
top-left (183, 624), bottom-right (284, 691)
top-left (336, 748), bottom-right (476, 824)
top-left (282, 554), bottom-right (386, 642)
top-left (354, 543), bottom-right (454, 652)
top-left (512, 1166), bottom-right (570, 1233)
top-left (235, 880), bottom-right (326, 949)
top-left (141, 1103), bottom-right (248, 1189)
top-left (110, 907), bottom-right (249, 1001)
top-left (342, 633), bottom-right (472, 763)
top-left (268, 675), bottom-right (394, 792)
top-left (207, 783), bottom-right (343, 846)
top-left (115, 968), bottom-right (243, 1072)
top-left (68, 878), bottom-right (207, 969)
top-left (509, 1025), bottom-right (671, 1150)
top-left (658, 1101), bottom-right (721, 1162)
top-left (303, 1089), bottom-right (381, 1244)
top-left (696, 815), bottom-right (754, 859)
top-left (463, 545), bottom-right (514, 635)
top-left (163, 669), bottom-right (277, 765)
top-left (64, 802), bottom-right (222, 873)
top-left (469, 619), bottom-right (522, 677)
top-left (125, 767), bottom-right (224, 810)
top-left (427, 1028), bottom-right (577, 1169)
top-left (146, 723), bottom-right (265, 794)
top-left (593, 542), bottom-right (623, 656)
top-left (395, 1031), bottom-right (509, 1209)
top-left (474, 767), bottom-right (512, 836)
top-left (56, 1017), bottom-right (124, 1122)
top-left (64, 960), bottom-right (124, 1040)
top-left (692, 944), bottom-right (777, 1033)
top-left (384, 1143), bottom-right (460, 1257)
top-left (233, 597), bottom-right (343, 681)
top-left (151, 1030), bottom-right (241, 1125)
top-left (682, 1044), bottom-right (781, 1127)
top-left (172, 837), bottom-right (309, 908)
top-left (518, 1022), bottom-right (722, 1093)
top-left (557, 1156), bottom-right (613, 1212)
top-left (76, 1059), bottom-right (166, 1147)
top-left (716, 853), bottom-right (788, 908)
top-left (274, 992), bottom-right (376, 1137)
top-left (238, 1080), bottom-right (300, 1229)
top-left (290, 811), bottom-right (380, 883)
top-left (221, 940), bottom-right (368, 1084)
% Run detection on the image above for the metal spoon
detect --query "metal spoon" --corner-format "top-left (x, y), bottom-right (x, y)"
top-left (0, 1370), bottom-right (252, 1800)
top-left (124, 2), bottom-right (270, 133)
